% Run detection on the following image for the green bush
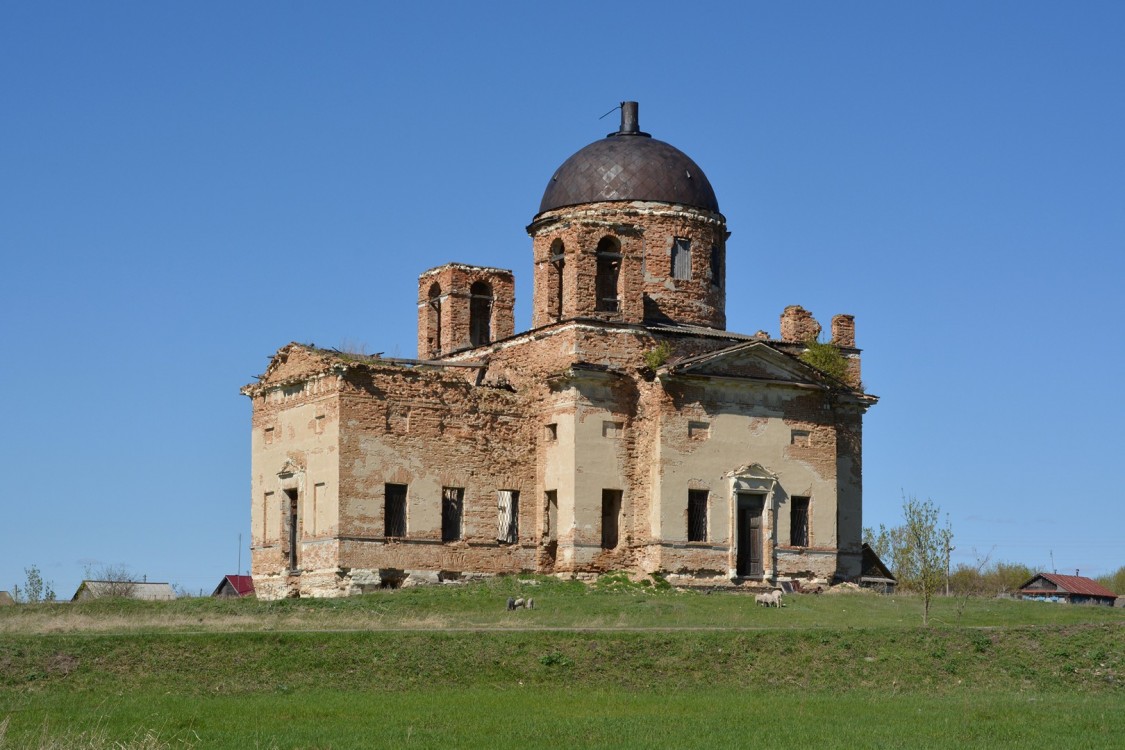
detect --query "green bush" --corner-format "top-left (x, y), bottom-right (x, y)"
top-left (799, 338), bottom-right (853, 385)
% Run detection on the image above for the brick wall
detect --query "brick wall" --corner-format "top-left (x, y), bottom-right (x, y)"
top-left (417, 264), bottom-right (515, 358)
top-left (528, 201), bottom-right (727, 330)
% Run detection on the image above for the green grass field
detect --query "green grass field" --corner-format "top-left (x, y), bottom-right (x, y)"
top-left (1, 577), bottom-right (1122, 748)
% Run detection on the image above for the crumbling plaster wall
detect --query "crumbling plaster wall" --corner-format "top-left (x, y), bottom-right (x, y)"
top-left (650, 377), bottom-right (841, 582)
top-left (247, 309), bottom-right (868, 597)
top-left (247, 369), bottom-right (342, 600)
top-left (461, 321), bottom-right (858, 584)
top-left (833, 405), bottom-right (865, 580)
top-left (331, 363), bottom-right (538, 591)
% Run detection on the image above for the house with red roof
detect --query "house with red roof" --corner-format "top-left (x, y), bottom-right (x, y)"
top-left (212, 575), bottom-right (255, 598)
top-left (1018, 572), bottom-right (1118, 606)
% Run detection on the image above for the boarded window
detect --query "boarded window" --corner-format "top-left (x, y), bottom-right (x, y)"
top-left (442, 487), bottom-right (464, 542)
top-left (672, 237), bottom-right (691, 280)
top-left (385, 483), bottom-right (407, 538)
top-left (710, 244), bottom-right (722, 287)
top-left (601, 489), bottom-right (622, 549)
top-left (602, 420), bottom-right (623, 438)
top-left (595, 236), bottom-right (621, 312)
top-left (469, 281), bottom-right (493, 347)
top-left (791, 496), bottom-right (810, 547)
top-left (791, 429), bottom-right (811, 447)
top-left (688, 490), bottom-right (708, 542)
top-left (497, 490), bottom-right (519, 544)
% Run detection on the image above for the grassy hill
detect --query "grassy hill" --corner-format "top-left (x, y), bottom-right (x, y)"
top-left (1, 577), bottom-right (1122, 749)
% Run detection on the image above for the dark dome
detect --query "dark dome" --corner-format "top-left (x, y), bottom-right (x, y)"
top-left (538, 102), bottom-right (719, 215)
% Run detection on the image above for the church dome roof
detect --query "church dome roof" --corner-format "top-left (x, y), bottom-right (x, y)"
top-left (538, 102), bottom-right (719, 215)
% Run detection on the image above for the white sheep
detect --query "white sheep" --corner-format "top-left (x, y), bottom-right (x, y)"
top-left (755, 589), bottom-right (783, 608)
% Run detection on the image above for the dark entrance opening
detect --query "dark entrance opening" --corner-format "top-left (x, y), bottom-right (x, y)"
top-left (736, 493), bottom-right (764, 577)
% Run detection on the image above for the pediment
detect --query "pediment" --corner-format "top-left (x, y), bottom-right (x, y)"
top-left (257, 343), bottom-right (338, 387)
top-left (277, 457), bottom-right (305, 478)
top-left (664, 341), bottom-right (830, 387)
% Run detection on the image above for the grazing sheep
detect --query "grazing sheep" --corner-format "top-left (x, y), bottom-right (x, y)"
top-left (506, 596), bottom-right (536, 611)
top-left (755, 590), bottom-right (783, 608)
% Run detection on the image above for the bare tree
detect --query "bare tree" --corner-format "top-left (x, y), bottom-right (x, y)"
top-left (83, 563), bottom-right (139, 599)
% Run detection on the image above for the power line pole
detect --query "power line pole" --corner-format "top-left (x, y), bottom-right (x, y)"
top-left (944, 533), bottom-right (954, 597)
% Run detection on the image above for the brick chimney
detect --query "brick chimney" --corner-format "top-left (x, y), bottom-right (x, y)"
top-left (779, 305), bottom-right (820, 343)
top-left (831, 314), bottom-right (856, 348)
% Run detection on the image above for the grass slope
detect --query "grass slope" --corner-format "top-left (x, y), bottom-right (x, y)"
top-left (1, 578), bottom-right (1122, 748)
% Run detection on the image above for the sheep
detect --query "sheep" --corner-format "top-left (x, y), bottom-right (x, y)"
top-left (755, 590), bottom-right (783, 608)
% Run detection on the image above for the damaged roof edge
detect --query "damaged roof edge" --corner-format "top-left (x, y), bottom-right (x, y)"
top-left (240, 342), bottom-right (487, 397)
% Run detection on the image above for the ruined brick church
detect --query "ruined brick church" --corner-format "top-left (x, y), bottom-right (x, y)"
top-left (242, 102), bottom-right (877, 599)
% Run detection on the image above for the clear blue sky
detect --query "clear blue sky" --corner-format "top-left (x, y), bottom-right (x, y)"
top-left (2, 3), bottom-right (1122, 597)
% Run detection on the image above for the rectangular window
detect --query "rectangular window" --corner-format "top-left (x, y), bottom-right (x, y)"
top-left (601, 489), bottom-right (622, 549)
top-left (672, 237), bottom-right (692, 280)
top-left (791, 497), bottom-right (810, 547)
top-left (602, 420), bottom-right (623, 438)
top-left (688, 490), bottom-right (708, 542)
top-left (710, 244), bottom-right (722, 287)
top-left (545, 423), bottom-right (558, 442)
top-left (497, 490), bottom-right (519, 544)
top-left (385, 483), bottom-right (407, 538)
top-left (442, 487), bottom-right (464, 542)
top-left (791, 429), bottom-right (811, 447)
top-left (264, 426), bottom-right (275, 445)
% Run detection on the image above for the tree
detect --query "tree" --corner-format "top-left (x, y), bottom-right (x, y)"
top-left (900, 496), bottom-right (952, 626)
top-left (865, 495), bottom-right (953, 626)
top-left (83, 563), bottom-right (139, 599)
top-left (11, 565), bottom-right (56, 603)
top-left (1096, 565), bottom-right (1125, 595)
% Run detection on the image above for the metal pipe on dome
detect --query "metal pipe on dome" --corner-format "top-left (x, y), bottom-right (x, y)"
top-left (619, 101), bottom-right (640, 134)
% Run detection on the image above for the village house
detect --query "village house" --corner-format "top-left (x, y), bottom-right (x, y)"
top-left (242, 102), bottom-right (878, 599)
top-left (71, 580), bottom-right (176, 602)
top-left (1018, 572), bottom-right (1118, 606)
top-left (212, 574), bottom-right (255, 598)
